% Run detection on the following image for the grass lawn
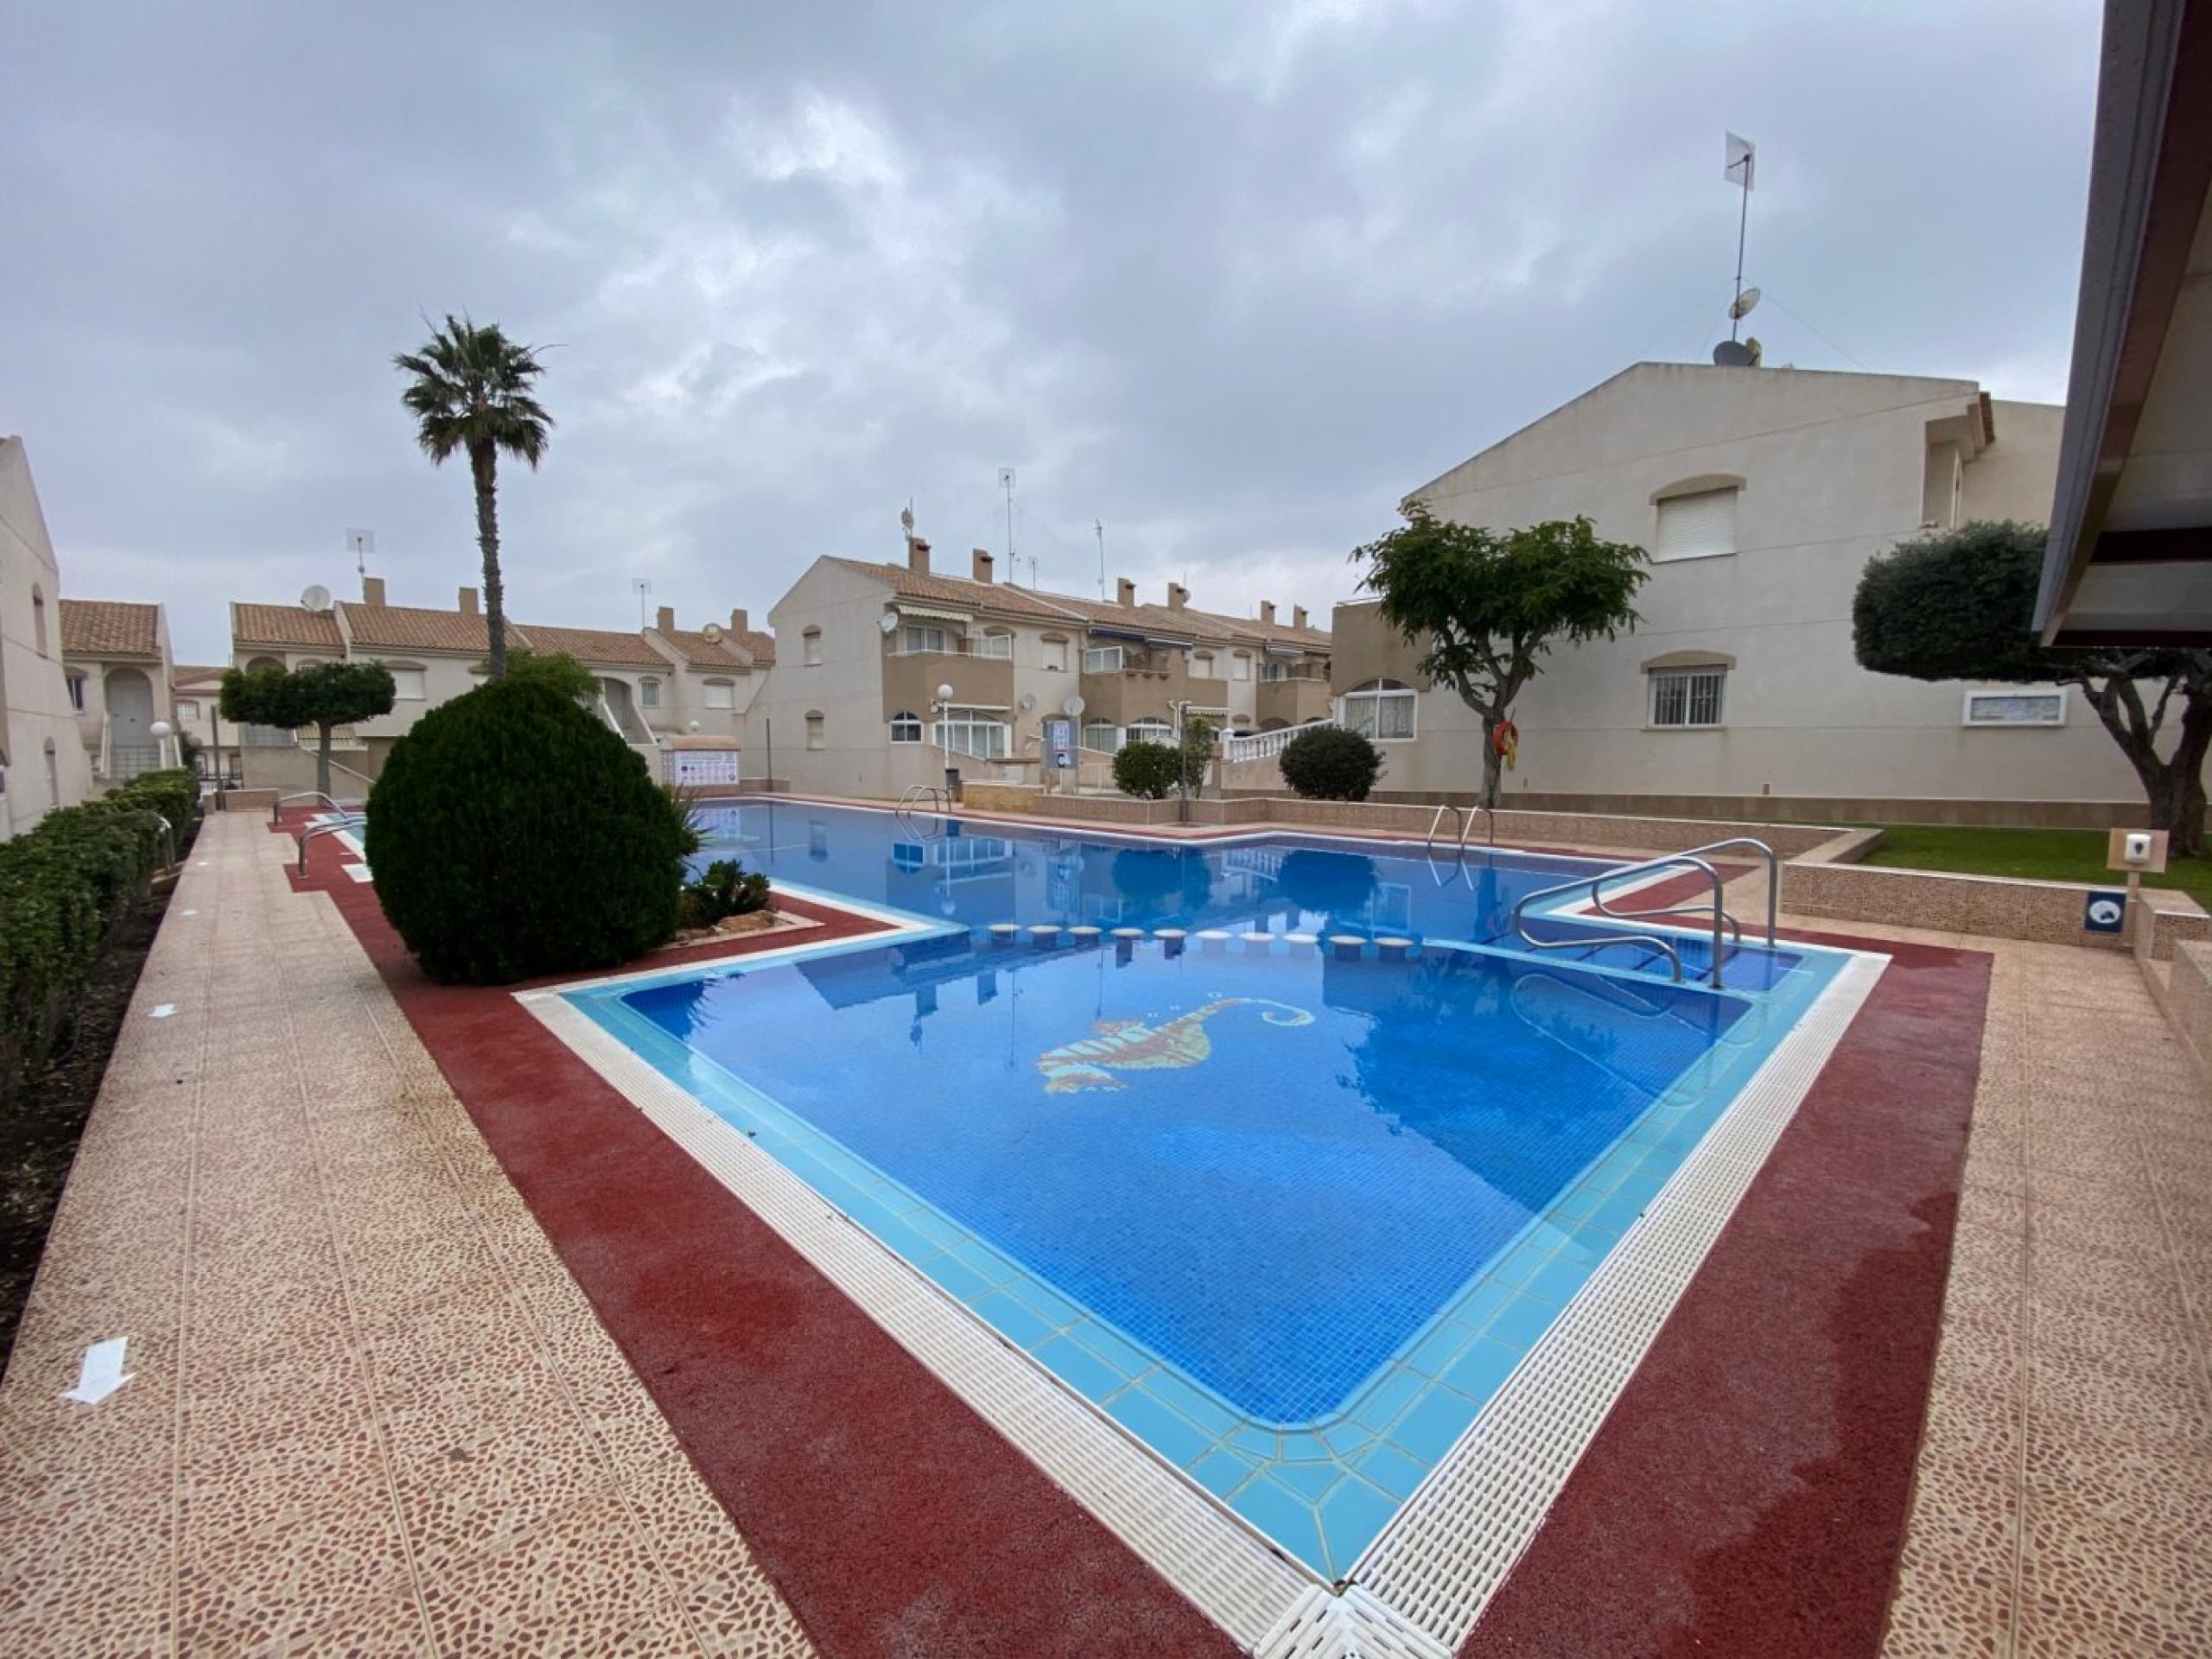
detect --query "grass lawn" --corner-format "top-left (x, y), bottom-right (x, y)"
top-left (1859, 823), bottom-right (2212, 909)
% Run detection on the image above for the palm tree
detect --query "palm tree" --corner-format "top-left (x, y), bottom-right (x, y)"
top-left (395, 315), bottom-right (553, 679)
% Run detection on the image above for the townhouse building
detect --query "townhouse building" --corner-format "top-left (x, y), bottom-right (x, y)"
top-left (58, 600), bottom-right (181, 785)
top-left (744, 526), bottom-right (1332, 798)
top-left (0, 437), bottom-right (94, 836)
top-left (1331, 360), bottom-right (2169, 825)
top-left (227, 575), bottom-right (773, 792)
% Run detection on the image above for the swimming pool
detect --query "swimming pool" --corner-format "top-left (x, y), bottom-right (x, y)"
top-left (552, 801), bottom-right (1856, 1582)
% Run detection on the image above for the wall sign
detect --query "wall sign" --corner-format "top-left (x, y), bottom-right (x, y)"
top-left (1044, 717), bottom-right (1076, 770)
top-left (671, 748), bottom-right (742, 791)
top-left (2083, 890), bottom-right (2126, 935)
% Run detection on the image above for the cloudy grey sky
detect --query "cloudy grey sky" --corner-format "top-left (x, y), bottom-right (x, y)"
top-left (5, 0), bottom-right (2101, 664)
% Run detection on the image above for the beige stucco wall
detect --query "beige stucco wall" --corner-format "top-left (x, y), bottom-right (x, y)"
top-left (0, 440), bottom-right (95, 836)
top-left (1342, 365), bottom-right (2154, 810)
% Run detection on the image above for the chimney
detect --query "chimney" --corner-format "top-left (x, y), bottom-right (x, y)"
top-left (458, 587), bottom-right (479, 615)
top-left (907, 536), bottom-right (931, 576)
top-left (655, 605), bottom-right (676, 633)
top-left (1166, 582), bottom-right (1188, 612)
top-left (1293, 606), bottom-right (1307, 630)
top-left (1259, 601), bottom-right (1276, 626)
top-left (972, 548), bottom-right (995, 583)
top-left (1116, 577), bottom-right (1137, 607)
top-left (361, 575), bottom-right (386, 607)
top-left (730, 607), bottom-right (749, 634)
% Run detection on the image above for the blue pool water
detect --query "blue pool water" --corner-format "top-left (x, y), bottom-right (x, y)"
top-left (568, 800), bottom-right (1849, 1578)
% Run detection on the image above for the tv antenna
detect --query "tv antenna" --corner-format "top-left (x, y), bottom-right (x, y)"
top-left (1095, 519), bottom-right (1106, 600)
top-left (998, 467), bottom-right (1015, 574)
top-left (345, 528), bottom-right (374, 579)
top-left (1718, 132), bottom-right (1759, 359)
top-left (631, 577), bottom-right (652, 628)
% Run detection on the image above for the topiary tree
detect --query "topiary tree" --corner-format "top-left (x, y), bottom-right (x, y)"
top-left (1113, 740), bottom-right (1184, 799)
top-left (364, 677), bottom-right (687, 983)
top-left (1354, 508), bottom-right (1648, 807)
top-left (1855, 520), bottom-right (2212, 855)
top-left (496, 647), bottom-right (600, 703)
top-left (1279, 725), bottom-right (1384, 801)
top-left (219, 660), bottom-right (396, 798)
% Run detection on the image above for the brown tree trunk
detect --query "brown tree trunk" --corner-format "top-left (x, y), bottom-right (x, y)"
top-left (471, 441), bottom-right (505, 680)
top-left (2082, 676), bottom-right (2212, 858)
top-left (1478, 714), bottom-right (1504, 810)
top-left (315, 721), bottom-right (334, 801)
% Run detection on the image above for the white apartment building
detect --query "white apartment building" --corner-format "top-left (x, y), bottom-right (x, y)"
top-left (227, 575), bottom-right (775, 793)
top-left (744, 529), bottom-right (1332, 798)
top-left (0, 438), bottom-right (94, 837)
top-left (1332, 361), bottom-right (2166, 826)
top-left (58, 599), bottom-right (181, 785)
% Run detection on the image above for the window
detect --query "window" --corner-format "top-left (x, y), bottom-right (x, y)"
top-left (1654, 486), bottom-right (1738, 562)
top-left (175, 697), bottom-right (200, 721)
top-left (1041, 636), bottom-right (1069, 672)
top-left (388, 668), bottom-right (427, 701)
top-left (702, 679), bottom-right (734, 709)
top-left (31, 587), bottom-right (47, 656)
top-left (1084, 644), bottom-right (1125, 673)
top-left (1192, 651), bottom-right (1215, 678)
top-left (1261, 661), bottom-right (1288, 682)
top-left (639, 677), bottom-right (660, 709)
top-left (1082, 720), bottom-right (1120, 752)
top-left (901, 624), bottom-right (948, 655)
top-left (804, 710), bottom-right (825, 750)
top-left (889, 710), bottom-right (924, 742)
top-left (1964, 689), bottom-right (2066, 728)
top-left (803, 627), bottom-right (823, 666)
top-left (935, 707), bottom-right (1008, 759)
top-left (977, 631), bottom-right (1014, 659)
top-left (1341, 678), bottom-right (1416, 741)
top-left (1649, 667), bottom-right (1726, 728)
top-left (1127, 717), bottom-right (1173, 746)
top-left (66, 675), bottom-right (86, 711)
top-left (1232, 652), bottom-right (1251, 682)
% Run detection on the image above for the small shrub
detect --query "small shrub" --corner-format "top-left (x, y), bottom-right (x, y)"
top-left (1112, 741), bottom-right (1184, 799)
top-left (365, 677), bottom-right (687, 984)
top-left (1280, 726), bottom-right (1384, 802)
top-left (679, 858), bottom-right (772, 929)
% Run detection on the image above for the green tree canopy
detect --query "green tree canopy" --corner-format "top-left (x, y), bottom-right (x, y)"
top-left (495, 647), bottom-right (599, 703)
top-left (1354, 508), bottom-right (1648, 805)
top-left (219, 661), bottom-right (397, 799)
top-left (1855, 520), bottom-right (2212, 854)
top-left (396, 315), bottom-right (553, 681)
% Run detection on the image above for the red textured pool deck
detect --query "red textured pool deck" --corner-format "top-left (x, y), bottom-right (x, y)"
top-left (293, 824), bottom-right (1987, 1657)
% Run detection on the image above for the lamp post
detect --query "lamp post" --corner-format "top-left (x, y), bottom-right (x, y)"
top-left (149, 719), bottom-right (175, 775)
top-left (935, 682), bottom-right (956, 798)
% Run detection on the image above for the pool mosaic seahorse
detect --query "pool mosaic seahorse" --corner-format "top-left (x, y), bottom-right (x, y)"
top-left (1034, 996), bottom-right (1314, 1094)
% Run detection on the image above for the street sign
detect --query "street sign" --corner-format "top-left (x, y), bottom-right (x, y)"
top-left (2083, 891), bottom-right (2126, 934)
top-left (1045, 717), bottom-right (1075, 770)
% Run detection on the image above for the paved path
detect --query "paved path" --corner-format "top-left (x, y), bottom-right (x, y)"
top-left (0, 811), bottom-right (810, 1655)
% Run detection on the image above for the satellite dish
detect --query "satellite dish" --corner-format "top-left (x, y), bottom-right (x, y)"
top-left (878, 613), bottom-right (899, 635)
top-left (1711, 340), bottom-right (1755, 367)
top-left (1728, 286), bottom-right (1761, 321)
top-left (1018, 692), bottom-right (1037, 712)
top-left (702, 622), bottom-right (723, 642)
top-left (1062, 695), bottom-right (1085, 718)
top-left (300, 584), bottom-right (332, 612)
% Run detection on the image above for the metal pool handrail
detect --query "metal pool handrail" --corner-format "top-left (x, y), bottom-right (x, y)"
top-left (273, 791), bottom-right (345, 825)
top-left (1424, 803), bottom-right (1497, 857)
top-left (895, 783), bottom-right (949, 840)
top-left (1509, 836), bottom-right (1778, 990)
top-left (296, 812), bottom-right (367, 874)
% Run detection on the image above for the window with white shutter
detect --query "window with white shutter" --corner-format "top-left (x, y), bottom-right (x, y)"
top-left (1653, 487), bottom-right (1738, 562)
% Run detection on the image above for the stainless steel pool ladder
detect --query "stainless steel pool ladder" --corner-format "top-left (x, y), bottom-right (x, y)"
top-left (272, 791), bottom-right (346, 825)
top-left (296, 812), bottom-right (367, 874)
top-left (1422, 802), bottom-right (1495, 857)
top-left (895, 784), bottom-right (950, 840)
top-left (1508, 837), bottom-right (1778, 989)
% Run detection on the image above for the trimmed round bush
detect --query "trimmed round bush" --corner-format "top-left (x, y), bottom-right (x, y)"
top-left (365, 677), bottom-right (687, 984)
top-left (1112, 740), bottom-right (1184, 799)
top-left (1279, 725), bottom-right (1384, 802)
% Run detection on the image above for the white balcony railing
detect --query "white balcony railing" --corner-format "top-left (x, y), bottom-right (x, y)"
top-left (1221, 718), bottom-right (1334, 766)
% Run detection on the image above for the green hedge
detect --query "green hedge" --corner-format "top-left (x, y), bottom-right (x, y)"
top-left (0, 768), bottom-right (200, 1113)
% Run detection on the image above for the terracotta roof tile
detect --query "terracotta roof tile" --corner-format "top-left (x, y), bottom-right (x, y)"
top-left (232, 602), bottom-right (344, 651)
top-left (172, 663), bottom-right (227, 687)
top-left (515, 622), bottom-right (670, 670)
top-left (661, 628), bottom-right (754, 670)
top-left (338, 601), bottom-right (499, 656)
top-left (735, 628), bottom-right (776, 665)
top-left (59, 599), bottom-right (162, 659)
top-left (1182, 606), bottom-right (1333, 652)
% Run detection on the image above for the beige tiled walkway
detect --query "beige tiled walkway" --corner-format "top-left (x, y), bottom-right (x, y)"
top-left (4, 817), bottom-right (2208, 1655)
top-left (0, 813), bottom-right (812, 1655)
